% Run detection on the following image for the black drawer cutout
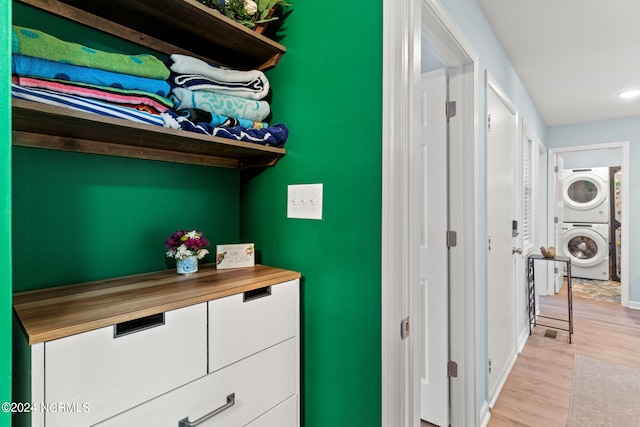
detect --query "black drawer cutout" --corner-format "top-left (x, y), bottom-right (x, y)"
top-left (114, 312), bottom-right (165, 338)
top-left (243, 286), bottom-right (272, 302)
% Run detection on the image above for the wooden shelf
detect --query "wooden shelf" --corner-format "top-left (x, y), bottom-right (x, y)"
top-left (17, 0), bottom-right (287, 71)
top-left (13, 0), bottom-right (289, 168)
top-left (13, 264), bottom-right (301, 344)
top-left (12, 99), bottom-right (286, 168)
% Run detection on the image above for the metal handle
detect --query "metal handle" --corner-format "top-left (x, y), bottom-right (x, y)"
top-left (512, 247), bottom-right (522, 255)
top-left (178, 393), bottom-right (235, 427)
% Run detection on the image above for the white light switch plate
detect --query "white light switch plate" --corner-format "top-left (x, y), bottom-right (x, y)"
top-left (287, 184), bottom-right (323, 220)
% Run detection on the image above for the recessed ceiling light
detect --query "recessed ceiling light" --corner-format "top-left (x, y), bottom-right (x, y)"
top-left (618, 89), bottom-right (640, 99)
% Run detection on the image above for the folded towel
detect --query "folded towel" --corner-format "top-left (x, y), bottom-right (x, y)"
top-left (176, 108), bottom-right (267, 129)
top-left (169, 54), bottom-right (269, 100)
top-left (12, 55), bottom-right (171, 97)
top-left (163, 110), bottom-right (288, 148)
top-left (12, 83), bottom-right (164, 127)
top-left (12, 25), bottom-right (169, 80)
top-left (15, 76), bottom-right (173, 113)
top-left (171, 87), bottom-right (270, 122)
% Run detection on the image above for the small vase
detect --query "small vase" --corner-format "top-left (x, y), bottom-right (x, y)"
top-left (176, 255), bottom-right (198, 274)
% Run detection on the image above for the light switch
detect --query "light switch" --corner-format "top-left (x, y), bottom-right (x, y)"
top-left (287, 184), bottom-right (323, 220)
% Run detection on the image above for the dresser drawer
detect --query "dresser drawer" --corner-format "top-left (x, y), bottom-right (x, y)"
top-left (245, 395), bottom-right (298, 427)
top-left (208, 279), bottom-right (298, 372)
top-left (96, 338), bottom-right (297, 427)
top-left (44, 303), bottom-right (207, 427)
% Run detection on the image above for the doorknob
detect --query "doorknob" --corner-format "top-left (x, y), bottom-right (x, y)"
top-left (512, 247), bottom-right (522, 254)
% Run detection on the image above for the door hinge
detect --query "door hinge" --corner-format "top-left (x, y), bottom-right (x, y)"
top-left (554, 216), bottom-right (559, 224)
top-left (487, 114), bottom-right (491, 132)
top-left (446, 101), bottom-right (457, 119)
top-left (446, 230), bottom-right (457, 248)
top-left (401, 316), bottom-right (410, 340)
top-left (448, 360), bottom-right (458, 378)
top-left (555, 165), bottom-right (559, 172)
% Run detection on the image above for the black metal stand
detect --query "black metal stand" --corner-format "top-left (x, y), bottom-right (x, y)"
top-left (527, 254), bottom-right (573, 343)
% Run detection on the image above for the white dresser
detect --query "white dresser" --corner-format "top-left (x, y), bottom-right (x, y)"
top-left (13, 265), bottom-right (300, 427)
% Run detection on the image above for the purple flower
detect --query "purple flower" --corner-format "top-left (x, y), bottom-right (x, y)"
top-left (165, 229), bottom-right (210, 259)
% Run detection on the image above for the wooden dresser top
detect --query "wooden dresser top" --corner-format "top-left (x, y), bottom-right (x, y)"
top-left (14, 264), bottom-right (301, 344)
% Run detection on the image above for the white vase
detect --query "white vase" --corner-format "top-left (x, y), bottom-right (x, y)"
top-left (176, 255), bottom-right (198, 274)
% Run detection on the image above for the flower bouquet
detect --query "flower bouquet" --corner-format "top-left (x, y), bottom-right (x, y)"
top-left (165, 230), bottom-right (210, 274)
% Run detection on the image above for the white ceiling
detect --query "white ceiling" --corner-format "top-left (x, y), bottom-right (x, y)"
top-left (476, 0), bottom-right (640, 127)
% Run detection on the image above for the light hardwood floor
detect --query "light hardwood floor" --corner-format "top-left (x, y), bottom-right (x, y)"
top-left (422, 288), bottom-right (640, 427)
top-left (488, 288), bottom-right (640, 426)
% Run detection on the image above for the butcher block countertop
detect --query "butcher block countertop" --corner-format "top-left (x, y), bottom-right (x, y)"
top-left (13, 264), bottom-right (301, 345)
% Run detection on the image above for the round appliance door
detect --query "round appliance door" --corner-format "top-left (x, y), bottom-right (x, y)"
top-left (562, 227), bottom-right (607, 267)
top-left (563, 172), bottom-right (607, 211)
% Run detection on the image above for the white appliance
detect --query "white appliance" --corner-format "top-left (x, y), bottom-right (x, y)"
top-left (560, 222), bottom-right (610, 280)
top-left (562, 167), bottom-right (610, 223)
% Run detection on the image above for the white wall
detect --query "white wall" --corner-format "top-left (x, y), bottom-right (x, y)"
top-left (561, 148), bottom-right (622, 169)
top-left (547, 116), bottom-right (640, 303)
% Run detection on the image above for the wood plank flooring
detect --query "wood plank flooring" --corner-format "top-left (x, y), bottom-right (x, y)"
top-left (488, 289), bottom-right (640, 426)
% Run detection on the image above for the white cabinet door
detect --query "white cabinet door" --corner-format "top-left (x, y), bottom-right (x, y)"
top-left (44, 303), bottom-right (207, 427)
top-left (96, 338), bottom-right (297, 427)
top-left (209, 279), bottom-right (298, 372)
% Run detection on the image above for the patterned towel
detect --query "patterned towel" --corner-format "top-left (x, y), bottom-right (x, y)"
top-left (163, 111), bottom-right (288, 148)
top-left (175, 108), bottom-right (267, 129)
top-left (169, 54), bottom-right (269, 100)
top-left (12, 25), bottom-right (169, 80)
top-left (12, 55), bottom-right (171, 97)
top-left (171, 87), bottom-right (270, 122)
top-left (12, 83), bottom-right (165, 127)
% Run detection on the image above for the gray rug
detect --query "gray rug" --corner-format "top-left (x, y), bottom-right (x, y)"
top-left (567, 354), bottom-right (640, 426)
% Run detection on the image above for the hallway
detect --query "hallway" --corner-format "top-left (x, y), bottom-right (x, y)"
top-left (488, 289), bottom-right (640, 426)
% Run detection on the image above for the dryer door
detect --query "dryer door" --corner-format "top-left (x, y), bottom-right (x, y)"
top-left (563, 172), bottom-right (607, 211)
top-left (562, 227), bottom-right (607, 267)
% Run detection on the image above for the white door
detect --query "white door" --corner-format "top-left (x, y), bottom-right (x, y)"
top-left (486, 80), bottom-right (517, 400)
top-left (553, 155), bottom-right (565, 293)
top-left (419, 69), bottom-right (449, 426)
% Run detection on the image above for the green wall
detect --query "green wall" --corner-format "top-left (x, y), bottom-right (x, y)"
top-left (12, 148), bottom-right (240, 292)
top-left (1, 0), bottom-right (12, 424)
top-left (241, 1), bottom-right (383, 425)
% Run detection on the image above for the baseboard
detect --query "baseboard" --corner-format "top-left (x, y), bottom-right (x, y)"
top-left (479, 400), bottom-right (491, 427)
top-left (488, 351), bottom-right (518, 408)
top-left (627, 300), bottom-right (640, 310)
top-left (517, 327), bottom-right (529, 353)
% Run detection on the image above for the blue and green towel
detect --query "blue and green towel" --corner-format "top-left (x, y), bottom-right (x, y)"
top-left (12, 25), bottom-right (169, 80)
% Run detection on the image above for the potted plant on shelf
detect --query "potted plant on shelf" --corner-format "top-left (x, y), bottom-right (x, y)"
top-left (196, 0), bottom-right (292, 34)
top-left (165, 229), bottom-right (210, 274)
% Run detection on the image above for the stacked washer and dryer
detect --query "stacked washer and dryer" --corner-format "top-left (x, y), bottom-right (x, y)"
top-left (560, 167), bottom-right (611, 280)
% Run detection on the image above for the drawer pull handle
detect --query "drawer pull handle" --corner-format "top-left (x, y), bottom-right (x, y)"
top-left (243, 286), bottom-right (271, 302)
top-left (178, 393), bottom-right (235, 427)
top-left (114, 312), bottom-right (165, 338)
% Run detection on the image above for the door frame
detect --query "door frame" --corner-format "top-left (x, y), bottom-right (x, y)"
top-left (546, 142), bottom-right (630, 306)
top-left (381, 0), bottom-right (480, 425)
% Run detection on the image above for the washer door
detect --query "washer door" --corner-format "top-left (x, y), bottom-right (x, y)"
top-left (562, 227), bottom-right (607, 267)
top-left (563, 172), bottom-right (607, 211)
